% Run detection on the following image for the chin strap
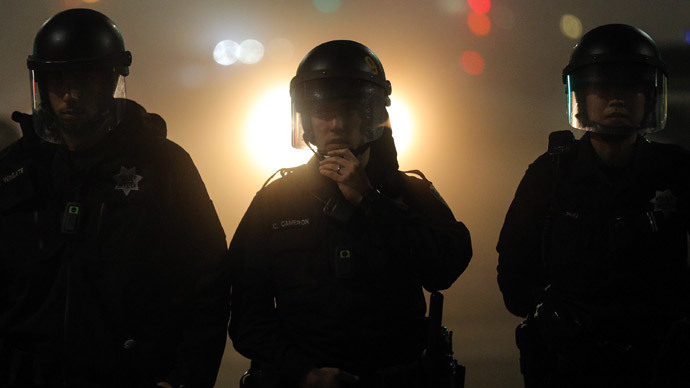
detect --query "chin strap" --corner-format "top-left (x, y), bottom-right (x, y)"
top-left (589, 124), bottom-right (640, 143)
top-left (588, 123), bottom-right (640, 139)
top-left (307, 141), bottom-right (372, 160)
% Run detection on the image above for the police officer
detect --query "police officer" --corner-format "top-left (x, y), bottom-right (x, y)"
top-left (0, 9), bottom-right (230, 388)
top-left (497, 24), bottom-right (690, 387)
top-left (228, 40), bottom-right (472, 388)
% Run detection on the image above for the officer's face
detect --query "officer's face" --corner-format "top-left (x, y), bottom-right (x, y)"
top-left (582, 64), bottom-right (649, 128)
top-left (309, 99), bottom-right (364, 152)
top-left (45, 69), bottom-right (114, 129)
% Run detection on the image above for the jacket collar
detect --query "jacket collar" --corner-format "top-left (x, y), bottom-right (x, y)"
top-left (567, 132), bottom-right (655, 189)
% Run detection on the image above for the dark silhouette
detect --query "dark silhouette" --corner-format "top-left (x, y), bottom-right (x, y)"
top-left (228, 40), bottom-right (472, 388)
top-left (0, 118), bottom-right (20, 151)
top-left (0, 9), bottom-right (230, 388)
top-left (497, 24), bottom-right (690, 388)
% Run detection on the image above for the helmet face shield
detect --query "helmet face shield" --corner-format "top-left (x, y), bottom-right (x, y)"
top-left (291, 78), bottom-right (388, 150)
top-left (291, 102), bottom-right (307, 149)
top-left (566, 63), bottom-right (667, 134)
top-left (31, 69), bottom-right (127, 143)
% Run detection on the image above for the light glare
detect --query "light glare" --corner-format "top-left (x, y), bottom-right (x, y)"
top-left (388, 97), bottom-right (414, 159)
top-left (213, 40), bottom-right (239, 66)
top-left (245, 88), bottom-right (416, 176)
top-left (239, 39), bottom-right (265, 64)
top-left (467, 0), bottom-right (491, 14)
top-left (245, 87), bottom-right (310, 175)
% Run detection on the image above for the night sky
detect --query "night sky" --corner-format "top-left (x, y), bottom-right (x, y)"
top-left (1, 1), bottom-right (689, 386)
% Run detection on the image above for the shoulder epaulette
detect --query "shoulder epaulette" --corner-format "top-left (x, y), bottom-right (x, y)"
top-left (546, 130), bottom-right (578, 173)
top-left (401, 169), bottom-right (430, 183)
top-left (260, 167), bottom-right (298, 190)
top-left (548, 130), bottom-right (576, 157)
top-left (402, 169), bottom-right (451, 210)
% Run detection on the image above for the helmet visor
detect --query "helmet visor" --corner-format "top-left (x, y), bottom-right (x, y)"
top-left (290, 79), bottom-right (387, 149)
top-left (31, 69), bottom-right (127, 143)
top-left (566, 63), bottom-right (667, 133)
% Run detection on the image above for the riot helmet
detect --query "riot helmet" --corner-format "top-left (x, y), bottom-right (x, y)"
top-left (562, 24), bottom-right (667, 135)
top-left (290, 40), bottom-right (392, 151)
top-left (27, 8), bottom-right (132, 143)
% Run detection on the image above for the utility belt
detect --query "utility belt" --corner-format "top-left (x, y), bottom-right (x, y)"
top-left (239, 293), bottom-right (464, 388)
top-left (515, 303), bottom-right (652, 388)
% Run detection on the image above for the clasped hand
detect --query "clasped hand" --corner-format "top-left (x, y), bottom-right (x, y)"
top-left (319, 148), bottom-right (373, 205)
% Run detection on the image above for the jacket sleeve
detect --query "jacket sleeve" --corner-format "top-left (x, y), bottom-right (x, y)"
top-left (161, 145), bottom-right (231, 388)
top-left (361, 175), bottom-right (472, 292)
top-left (227, 192), bottom-right (316, 387)
top-left (496, 155), bottom-right (551, 318)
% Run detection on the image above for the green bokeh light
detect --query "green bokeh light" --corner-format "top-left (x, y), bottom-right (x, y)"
top-left (313, 0), bottom-right (341, 13)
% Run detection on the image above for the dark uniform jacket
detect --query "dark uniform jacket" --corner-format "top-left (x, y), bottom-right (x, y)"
top-left (497, 132), bottom-right (690, 383)
top-left (0, 100), bottom-right (230, 388)
top-left (228, 129), bottom-right (472, 387)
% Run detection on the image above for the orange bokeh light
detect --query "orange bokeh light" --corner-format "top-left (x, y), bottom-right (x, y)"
top-left (467, 0), bottom-right (491, 14)
top-left (467, 11), bottom-right (491, 36)
top-left (461, 51), bottom-right (485, 75)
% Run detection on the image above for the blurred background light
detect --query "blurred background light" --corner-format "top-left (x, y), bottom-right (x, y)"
top-left (560, 14), bottom-right (583, 39)
top-left (461, 50), bottom-right (485, 75)
top-left (313, 0), bottom-right (341, 14)
top-left (244, 89), bottom-right (416, 176)
top-left (238, 39), bottom-right (265, 64)
top-left (468, 11), bottom-right (491, 36)
top-left (244, 86), bottom-right (310, 175)
top-left (685, 30), bottom-right (690, 44)
top-left (81, 0), bottom-right (100, 3)
top-left (388, 96), bottom-right (414, 159)
top-left (213, 40), bottom-right (240, 66)
top-left (438, 0), bottom-right (467, 13)
top-left (467, 0), bottom-right (491, 14)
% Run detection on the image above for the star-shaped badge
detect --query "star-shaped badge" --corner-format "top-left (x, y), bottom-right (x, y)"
top-left (650, 189), bottom-right (677, 217)
top-left (113, 166), bottom-right (143, 196)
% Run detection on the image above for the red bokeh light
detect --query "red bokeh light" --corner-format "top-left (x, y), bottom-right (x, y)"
top-left (467, 0), bottom-right (491, 14)
top-left (467, 11), bottom-right (491, 36)
top-left (461, 50), bottom-right (485, 75)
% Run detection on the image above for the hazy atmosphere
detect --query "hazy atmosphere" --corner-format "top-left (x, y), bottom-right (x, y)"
top-left (1, 1), bottom-right (689, 387)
